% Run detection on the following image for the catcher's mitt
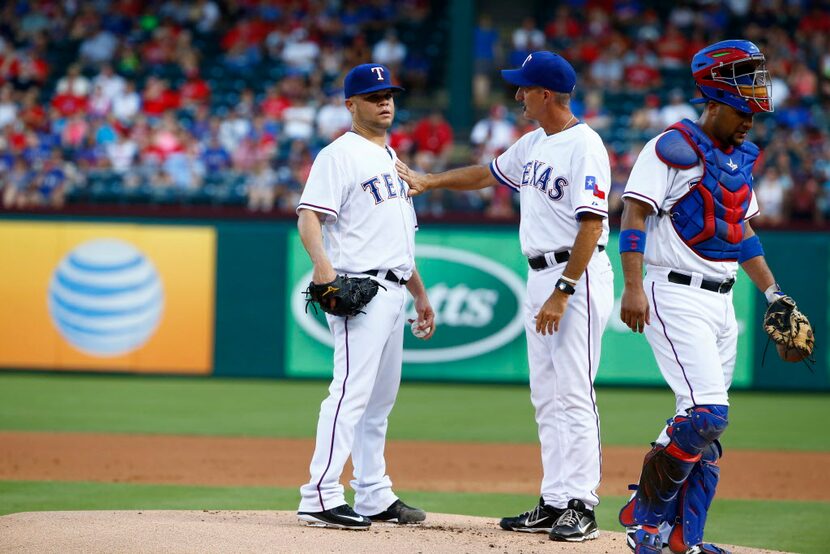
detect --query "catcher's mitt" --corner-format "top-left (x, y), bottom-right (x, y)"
top-left (304, 275), bottom-right (381, 317)
top-left (763, 295), bottom-right (815, 363)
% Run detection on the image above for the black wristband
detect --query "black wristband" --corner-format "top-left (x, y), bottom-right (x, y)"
top-left (555, 278), bottom-right (576, 295)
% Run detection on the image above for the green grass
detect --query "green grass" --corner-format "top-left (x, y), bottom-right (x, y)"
top-left (1, 373), bottom-right (829, 450)
top-left (1, 481), bottom-right (828, 553)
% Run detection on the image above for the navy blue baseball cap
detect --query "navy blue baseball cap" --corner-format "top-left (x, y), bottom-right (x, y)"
top-left (501, 51), bottom-right (576, 93)
top-left (344, 64), bottom-right (405, 98)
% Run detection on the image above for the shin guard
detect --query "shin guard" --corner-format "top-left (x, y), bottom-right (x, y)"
top-left (623, 406), bottom-right (728, 528)
top-left (668, 442), bottom-right (722, 553)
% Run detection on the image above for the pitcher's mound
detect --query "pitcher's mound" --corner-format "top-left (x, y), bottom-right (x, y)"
top-left (0, 510), bottom-right (786, 553)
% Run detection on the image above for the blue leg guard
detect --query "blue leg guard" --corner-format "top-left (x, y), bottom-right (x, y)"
top-left (624, 406), bottom-right (728, 527)
top-left (668, 441), bottom-right (722, 553)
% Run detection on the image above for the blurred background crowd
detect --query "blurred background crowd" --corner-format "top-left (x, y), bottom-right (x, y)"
top-left (0, 0), bottom-right (827, 227)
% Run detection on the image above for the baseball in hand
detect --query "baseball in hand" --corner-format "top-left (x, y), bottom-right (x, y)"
top-left (410, 319), bottom-right (431, 338)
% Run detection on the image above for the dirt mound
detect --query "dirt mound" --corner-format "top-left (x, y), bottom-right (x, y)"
top-left (0, 510), bottom-right (788, 554)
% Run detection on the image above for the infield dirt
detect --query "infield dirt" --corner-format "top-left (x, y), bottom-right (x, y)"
top-left (0, 510), bottom-right (788, 554)
top-left (2, 431), bottom-right (829, 501)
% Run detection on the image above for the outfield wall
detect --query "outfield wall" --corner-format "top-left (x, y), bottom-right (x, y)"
top-left (0, 214), bottom-right (826, 390)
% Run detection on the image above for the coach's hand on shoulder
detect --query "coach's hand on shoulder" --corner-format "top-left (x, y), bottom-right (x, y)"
top-left (536, 291), bottom-right (569, 335)
top-left (395, 159), bottom-right (429, 196)
top-left (620, 286), bottom-right (650, 333)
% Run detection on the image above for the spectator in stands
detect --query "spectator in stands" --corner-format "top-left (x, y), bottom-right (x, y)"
top-left (623, 45), bottom-right (661, 91)
top-left (163, 137), bottom-right (204, 190)
top-left (629, 94), bottom-right (662, 136)
top-left (658, 88), bottom-right (698, 129)
top-left (470, 104), bottom-right (515, 164)
top-left (788, 61), bottom-right (818, 101)
top-left (281, 27), bottom-right (320, 75)
top-left (79, 20), bottom-right (118, 66)
top-left (36, 149), bottom-right (69, 208)
top-left (0, 85), bottom-right (17, 130)
top-left (754, 166), bottom-right (787, 227)
top-left (511, 17), bottom-right (545, 66)
top-left (246, 158), bottom-right (277, 212)
top-left (193, 0), bottom-right (221, 34)
top-left (87, 84), bottom-right (111, 118)
top-left (315, 93), bottom-right (351, 141)
top-left (3, 158), bottom-right (34, 208)
top-left (61, 114), bottom-right (90, 149)
top-left (412, 110), bottom-right (453, 172)
top-left (581, 90), bottom-right (611, 132)
top-left (260, 82), bottom-right (292, 122)
top-left (788, 177), bottom-right (822, 223)
top-left (282, 95), bottom-right (316, 141)
top-left (142, 77), bottom-right (180, 119)
top-left (656, 25), bottom-right (688, 68)
top-left (200, 136), bottom-right (232, 173)
top-left (106, 131), bottom-right (138, 174)
top-left (111, 79), bottom-right (140, 123)
top-left (473, 14), bottom-right (500, 107)
top-left (372, 30), bottom-right (407, 72)
top-left (179, 58), bottom-right (211, 110)
top-left (92, 64), bottom-right (126, 103)
top-left (56, 64), bottom-right (91, 98)
top-left (589, 46), bottom-right (625, 91)
top-left (19, 88), bottom-right (46, 131)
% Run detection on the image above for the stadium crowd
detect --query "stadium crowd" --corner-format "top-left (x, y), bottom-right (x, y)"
top-left (0, 0), bottom-right (827, 226)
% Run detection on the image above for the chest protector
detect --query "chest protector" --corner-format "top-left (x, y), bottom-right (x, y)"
top-left (658, 119), bottom-right (759, 261)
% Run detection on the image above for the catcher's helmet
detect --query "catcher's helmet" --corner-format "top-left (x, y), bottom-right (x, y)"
top-left (690, 40), bottom-right (773, 113)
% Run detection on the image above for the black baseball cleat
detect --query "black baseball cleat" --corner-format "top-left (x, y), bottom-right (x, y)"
top-left (368, 499), bottom-right (426, 524)
top-left (297, 504), bottom-right (371, 530)
top-left (549, 499), bottom-right (599, 542)
top-left (499, 497), bottom-right (565, 533)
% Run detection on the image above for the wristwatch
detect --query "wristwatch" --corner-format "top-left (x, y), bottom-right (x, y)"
top-left (555, 278), bottom-right (576, 295)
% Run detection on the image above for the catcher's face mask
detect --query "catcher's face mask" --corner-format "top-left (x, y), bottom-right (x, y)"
top-left (691, 40), bottom-right (773, 114)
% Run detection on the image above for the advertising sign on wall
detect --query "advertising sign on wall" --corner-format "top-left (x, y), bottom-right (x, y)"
top-left (0, 221), bottom-right (216, 374)
top-left (285, 228), bottom-right (755, 386)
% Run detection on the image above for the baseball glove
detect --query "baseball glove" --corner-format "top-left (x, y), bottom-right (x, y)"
top-left (303, 275), bottom-right (381, 317)
top-left (763, 295), bottom-right (815, 363)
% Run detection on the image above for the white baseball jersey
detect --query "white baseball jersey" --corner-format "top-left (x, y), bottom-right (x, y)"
top-left (622, 132), bottom-right (759, 281)
top-left (297, 131), bottom-right (417, 279)
top-left (298, 129), bottom-right (418, 517)
top-left (489, 122), bottom-right (614, 510)
top-left (489, 124), bottom-right (610, 257)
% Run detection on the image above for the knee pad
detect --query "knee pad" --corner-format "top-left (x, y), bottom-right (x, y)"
top-left (667, 405), bottom-right (728, 460)
top-left (668, 441), bottom-right (722, 553)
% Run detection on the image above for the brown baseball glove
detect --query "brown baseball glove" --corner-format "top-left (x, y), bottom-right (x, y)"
top-left (763, 295), bottom-right (815, 363)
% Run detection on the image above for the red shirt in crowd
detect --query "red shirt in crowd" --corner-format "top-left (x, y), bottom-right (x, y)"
top-left (260, 95), bottom-right (292, 120)
top-left (143, 89), bottom-right (181, 117)
top-left (624, 63), bottom-right (660, 90)
top-left (51, 93), bottom-right (88, 116)
top-left (181, 77), bottom-right (211, 105)
top-left (412, 117), bottom-right (453, 155)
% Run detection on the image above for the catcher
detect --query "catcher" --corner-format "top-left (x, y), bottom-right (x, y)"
top-left (617, 40), bottom-right (814, 554)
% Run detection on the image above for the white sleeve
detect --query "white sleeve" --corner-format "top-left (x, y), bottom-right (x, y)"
top-left (488, 133), bottom-right (528, 191)
top-left (621, 139), bottom-right (671, 214)
top-left (296, 151), bottom-right (344, 223)
top-left (570, 141), bottom-right (611, 219)
top-left (745, 189), bottom-right (760, 220)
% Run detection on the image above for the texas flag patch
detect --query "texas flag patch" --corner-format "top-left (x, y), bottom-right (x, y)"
top-left (585, 176), bottom-right (606, 200)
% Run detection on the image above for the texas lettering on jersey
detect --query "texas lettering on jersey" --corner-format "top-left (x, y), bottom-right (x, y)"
top-left (361, 172), bottom-right (410, 205)
top-left (520, 160), bottom-right (569, 201)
